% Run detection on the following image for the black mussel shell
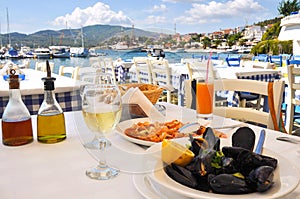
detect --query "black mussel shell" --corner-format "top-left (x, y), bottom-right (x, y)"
top-left (210, 174), bottom-right (253, 194)
top-left (232, 127), bottom-right (256, 151)
top-left (236, 150), bottom-right (277, 176)
top-left (246, 166), bottom-right (275, 192)
top-left (186, 149), bottom-right (216, 177)
top-left (222, 146), bottom-right (248, 160)
top-left (221, 157), bottom-right (238, 174)
top-left (165, 163), bottom-right (198, 188)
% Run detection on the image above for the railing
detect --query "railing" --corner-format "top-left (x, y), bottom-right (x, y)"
top-left (281, 13), bottom-right (300, 26)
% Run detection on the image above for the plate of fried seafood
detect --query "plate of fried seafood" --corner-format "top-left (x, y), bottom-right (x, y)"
top-left (116, 118), bottom-right (227, 146)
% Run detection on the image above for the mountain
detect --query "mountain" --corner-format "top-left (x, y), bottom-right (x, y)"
top-left (0, 24), bottom-right (161, 48)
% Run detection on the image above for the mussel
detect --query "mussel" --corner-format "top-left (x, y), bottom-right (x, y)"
top-left (246, 166), bottom-right (275, 192)
top-left (165, 163), bottom-right (198, 188)
top-left (222, 146), bottom-right (278, 176)
top-left (209, 173), bottom-right (253, 194)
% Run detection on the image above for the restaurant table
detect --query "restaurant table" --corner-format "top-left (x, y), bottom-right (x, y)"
top-left (0, 69), bottom-right (82, 116)
top-left (1, 102), bottom-right (300, 198)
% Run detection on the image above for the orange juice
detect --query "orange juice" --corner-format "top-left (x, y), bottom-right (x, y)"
top-left (196, 82), bottom-right (214, 114)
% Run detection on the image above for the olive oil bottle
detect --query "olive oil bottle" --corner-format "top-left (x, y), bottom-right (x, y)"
top-left (37, 60), bottom-right (66, 143)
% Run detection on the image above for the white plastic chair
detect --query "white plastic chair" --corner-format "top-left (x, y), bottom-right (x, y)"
top-left (150, 59), bottom-right (175, 103)
top-left (214, 79), bottom-right (285, 130)
top-left (132, 57), bottom-right (152, 84)
top-left (59, 66), bottom-right (80, 80)
top-left (35, 61), bottom-right (54, 72)
top-left (285, 64), bottom-right (300, 133)
top-left (102, 57), bottom-right (117, 85)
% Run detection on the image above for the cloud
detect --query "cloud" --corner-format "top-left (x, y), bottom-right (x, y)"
top-left (162, 0), bottom-right (204, 3)
top-left (152, 4), bottom-right (167, 12)
top-left (175, 0), bottom-right (266, 25)
top-left (52, 2), bottom-right (132, 28)
top-left (144, 15), bottom-right (167, 25)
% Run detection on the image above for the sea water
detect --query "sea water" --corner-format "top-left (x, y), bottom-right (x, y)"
top-left (7, 50), bottom-right (236, 74)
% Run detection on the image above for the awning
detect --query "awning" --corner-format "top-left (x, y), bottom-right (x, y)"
top-left (278, 25), bottom-right (300, 41)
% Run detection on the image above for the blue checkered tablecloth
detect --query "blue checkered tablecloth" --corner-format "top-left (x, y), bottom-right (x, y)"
top-left (0, 90), bottom-right (82, 117)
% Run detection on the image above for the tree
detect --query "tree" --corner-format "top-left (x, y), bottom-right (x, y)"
top-left (261, 22), bottom-right (281, 40)
top-left (201, 36), bottom-right (211, 49)
top-left (278, 0), bottom-right (300, 16)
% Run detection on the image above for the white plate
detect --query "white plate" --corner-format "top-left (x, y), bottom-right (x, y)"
top-left (116, 118), bottom-right (156, 146)
top-left (147, 138), bottom-right (300, 199)
top-left (133, 174), bottom-right (189, 199)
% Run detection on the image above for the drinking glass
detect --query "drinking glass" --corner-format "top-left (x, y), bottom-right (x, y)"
top-left (80, 77), bottom-right (122, 180)
top-left (196, 78), bottom-right (214, 119)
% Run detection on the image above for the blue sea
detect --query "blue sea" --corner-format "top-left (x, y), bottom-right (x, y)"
top-left (6, 49), bottom-right (237, 74)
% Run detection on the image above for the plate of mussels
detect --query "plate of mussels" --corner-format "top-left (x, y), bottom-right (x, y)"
top-left (147, 126), bottom-right (300, 199)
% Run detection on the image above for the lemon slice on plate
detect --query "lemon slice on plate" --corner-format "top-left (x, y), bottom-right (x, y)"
top-left (161, 139), bottom-right (194, 167)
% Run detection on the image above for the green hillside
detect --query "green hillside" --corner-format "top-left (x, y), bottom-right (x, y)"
top-left (0, 24), bottom-right (160, 48)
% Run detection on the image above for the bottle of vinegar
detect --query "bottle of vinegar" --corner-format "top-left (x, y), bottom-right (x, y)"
top-left (2, 69), bottom-right (33, 146)
top-left (37, 60), bottom-right (66, 143)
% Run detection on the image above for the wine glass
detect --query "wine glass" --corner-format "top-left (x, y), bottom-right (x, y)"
top-left (80, 75), bottom-right (122, 180)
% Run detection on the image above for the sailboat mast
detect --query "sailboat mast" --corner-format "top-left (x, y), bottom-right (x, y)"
top-left (0, 21), bottom-right (2, 47)
top-left (6, 7), bottom-right (11, 47)
top-left (81, 26), bottom-right (84, 48)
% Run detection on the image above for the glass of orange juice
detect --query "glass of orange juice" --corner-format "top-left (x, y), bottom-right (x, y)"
top-left (196, 78), bottom-right (214, 119)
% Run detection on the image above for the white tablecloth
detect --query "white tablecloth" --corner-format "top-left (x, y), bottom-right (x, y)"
top-left (1, 103), bottom-right (300, 198)
top-left (0, 69), bottom-right (79, 97)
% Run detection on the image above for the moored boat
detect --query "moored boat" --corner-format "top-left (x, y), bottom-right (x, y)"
top-left (50, 46), bottom-right (70, 58)
top-left (33, 48), bottom-right (51, 59)
top-left (70, 47), bottom-right (89, 57)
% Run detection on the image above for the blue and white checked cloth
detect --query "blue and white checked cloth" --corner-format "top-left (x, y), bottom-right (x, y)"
top-left (0, 90), bottom-right (82, 117)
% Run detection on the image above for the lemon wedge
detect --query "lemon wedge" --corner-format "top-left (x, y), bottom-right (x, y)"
top-left (161, 139), bottom-right (195, 167)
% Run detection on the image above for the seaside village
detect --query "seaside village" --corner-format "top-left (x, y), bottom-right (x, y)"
top-left (4, 1), bottom-right (300, 198)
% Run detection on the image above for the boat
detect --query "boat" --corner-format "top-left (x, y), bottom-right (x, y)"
top-left (19, 46), bottom-right (34, 58)
top-left (33, 48), bottom-right (51, 59)
top-left (88, 48), bottom-right (107, 57)
top-left (147, 47), bottom-right (165, 59)
top-left (49, 46), bottom-right (70, 58)
top-left (115, 42), bottom-right (142, 52)
top-left (4, 47), bottom-right (20, 59)
top-left (70, 27), bottom-right (89, 57)
top-left (70, 47), bottom-right (89, 57)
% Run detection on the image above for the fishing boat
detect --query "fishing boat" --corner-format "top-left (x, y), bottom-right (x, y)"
top-left (33, 48), bottom-right (51, 59)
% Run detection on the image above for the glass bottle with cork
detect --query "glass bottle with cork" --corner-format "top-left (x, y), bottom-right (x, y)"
top-left (2, 68), bottom-right (33, 146)
top-left (37, 60), bottom-right (66, 143)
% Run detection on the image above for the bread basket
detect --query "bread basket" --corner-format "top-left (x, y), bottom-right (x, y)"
top-left (119, 83), bottom-right (164, 104)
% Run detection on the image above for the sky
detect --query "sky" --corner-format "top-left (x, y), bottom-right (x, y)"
top-left (0, 0), bottom-right (284, 35)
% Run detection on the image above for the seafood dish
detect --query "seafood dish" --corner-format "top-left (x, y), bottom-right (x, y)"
top-left (123, 120), bottom-right (227, 143)
top-left (163, 127), bottom-right (278, 194)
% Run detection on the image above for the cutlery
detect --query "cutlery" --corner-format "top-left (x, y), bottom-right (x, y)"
top-left (276, 136), bottom-right (300, 144)
top-left (254, 129), bottom-right (266, 154)
top-left (178, 122), bottom-right (247, 133)
top-left (144, 175), bottom-right (167, 199)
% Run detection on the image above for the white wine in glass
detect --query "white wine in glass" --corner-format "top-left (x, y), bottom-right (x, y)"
top-left (81, 82), bottom-right (122, 180)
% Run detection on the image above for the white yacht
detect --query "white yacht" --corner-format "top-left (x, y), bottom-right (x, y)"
top-left (33, 48), bottom-right (51, 59)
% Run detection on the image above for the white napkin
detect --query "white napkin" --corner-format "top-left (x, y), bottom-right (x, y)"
top-left (122, 87), bottom-right (164, 121)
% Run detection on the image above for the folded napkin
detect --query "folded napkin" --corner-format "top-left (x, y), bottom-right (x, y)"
top-left (122, 87), bottom-right (164, 122)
